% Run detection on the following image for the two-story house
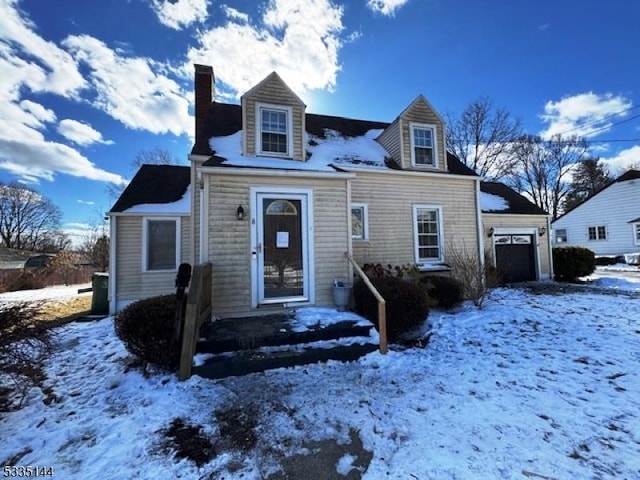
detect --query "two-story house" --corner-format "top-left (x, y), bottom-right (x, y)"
top-left (108, 65), bottom-right (552, 316)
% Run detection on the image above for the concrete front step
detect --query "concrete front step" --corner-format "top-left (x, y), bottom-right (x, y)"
top-left (198, 319), bottom-right (373, 354)
top-left (192, 341), bottom-right (378, 380)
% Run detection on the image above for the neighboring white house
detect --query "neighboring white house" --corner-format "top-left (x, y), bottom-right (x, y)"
top-left (551, 170), bottom-right (640, 259)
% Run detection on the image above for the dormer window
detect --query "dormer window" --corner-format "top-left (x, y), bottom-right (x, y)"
top-left (257, 103), bottom-right (293, 157)
top-left (410, 122), bottom-right (438, 168)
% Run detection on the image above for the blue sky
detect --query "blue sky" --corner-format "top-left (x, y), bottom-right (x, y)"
top-left (1, 0), bottom-right (639, 245)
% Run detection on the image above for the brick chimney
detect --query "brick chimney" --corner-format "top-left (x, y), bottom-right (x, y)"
top-left (194, 64), bottom-right (214, 150)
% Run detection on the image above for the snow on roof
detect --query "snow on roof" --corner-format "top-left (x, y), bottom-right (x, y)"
top-left (480, 191), bottom-right (510, 212)
top-left (122, 185), bottom-right (191, 214)
top-left (209, 129), bottom-right (388, 171)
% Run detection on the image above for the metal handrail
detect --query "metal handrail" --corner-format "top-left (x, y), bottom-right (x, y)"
top-left (345, 253), bottom-right (387, 354)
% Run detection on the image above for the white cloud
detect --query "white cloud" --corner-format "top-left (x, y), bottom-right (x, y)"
top-left (184, 0), bottom-right (346, 101)
top-left (540, 92), bottom-right (633, 139)
top-left (62, 35), bottom-right (191, 137)
top-left (58, 119), bottom-right (113, 146)
top-left (221, 4), bottom-right (249, 23)
top-left (150, 0), bottom-right (209, 30)
top-left (366, 0), bottom-right (411, 16)
top-left (77, 200), bottom-right (96, 206)
top-left (601, 145), bottom-right (640, 173)
top-left (0, 1), bottom-right (126, 186)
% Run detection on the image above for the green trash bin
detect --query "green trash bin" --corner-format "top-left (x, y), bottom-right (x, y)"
top-left (91, 272), bottom-right (109, 315)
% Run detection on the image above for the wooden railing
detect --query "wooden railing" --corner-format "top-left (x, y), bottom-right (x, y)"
top-left (345, 253), bottom-right (387, 354)
top-left (179, 262), bottom-right (213, 380)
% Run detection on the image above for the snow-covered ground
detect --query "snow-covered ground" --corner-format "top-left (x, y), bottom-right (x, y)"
top-left (2, 277), bottom-right (640, 479)
top-left (0, 283), bottom-right (91, 303)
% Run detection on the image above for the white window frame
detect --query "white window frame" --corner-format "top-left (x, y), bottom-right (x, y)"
top-left (351, 203), bottom-right (369, 241)
top-left (555, 228), bottom-right (568, 244)
top-left (634, 223), bottom-right (640, 246)
top-left (409, 122), bottom-right (438, 168)
top-left (588, 225), bottom-right (607, 241)
top-left (256, 102), bottom-right (293, 157)
top-left (142, 217), bottom-right (181, 272)
top-left (412, 205), bottom-right (444, 264)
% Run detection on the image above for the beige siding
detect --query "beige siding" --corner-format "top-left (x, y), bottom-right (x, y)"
top-left (115, 215), bottom-right (191, 305)
top-left (351, 172), bottom-right (479, 266)
top-left (376, 119), bottom-right (401, 167)
top-left (243, 75), bottom-right (305, 160)
top-left (482, 213), bottom-right (552, 278)
top-left (400, 99), bottom-right (447, 172)
top-left (206, 174), bottom-right (350, 317)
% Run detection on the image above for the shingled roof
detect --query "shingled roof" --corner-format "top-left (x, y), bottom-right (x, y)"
top-left (110, 164), bottom-right (190, 213)
top-left (480, 182), bottom-right (548, 215)
top-left (192, 102), bottom-right (477, 177)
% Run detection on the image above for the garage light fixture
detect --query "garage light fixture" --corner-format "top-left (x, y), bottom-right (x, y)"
top-left (539, 227), bottom-right (546, 237)
top-left (488, 227), bottom-right (495, 238)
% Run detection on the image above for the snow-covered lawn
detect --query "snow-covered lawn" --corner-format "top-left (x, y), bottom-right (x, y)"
top-left (2, 280), bottom-right (640, 479)
top-left (0, 283), bottom-right (91, 304)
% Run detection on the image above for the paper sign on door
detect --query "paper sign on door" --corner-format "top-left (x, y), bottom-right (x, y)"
top-left (276, 231), bottom-right (289, 248)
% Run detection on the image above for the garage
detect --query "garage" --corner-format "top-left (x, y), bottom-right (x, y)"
top-left (494, 234), bottom-right (536, 282)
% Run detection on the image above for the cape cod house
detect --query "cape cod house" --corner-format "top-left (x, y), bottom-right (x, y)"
top-left (108, 65), bottom-right (552, 316)
top-left (551, 169), bottom-right (640, 261)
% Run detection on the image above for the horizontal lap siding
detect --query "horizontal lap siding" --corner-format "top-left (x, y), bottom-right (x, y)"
top-left (376, 120), bottom-right (401, 167)
top-left (483, 214), bottom-right (551, 277)
top-left (351, 173), bottom-right (478, 266)
top-left (401, 101), bottom-right (447, 172)
top-left (244, 77), bottom-right (305, 160)
top-left (116, 216), bottom-right (191, 303)
top-left (207, 175), bottom-right (349, 317)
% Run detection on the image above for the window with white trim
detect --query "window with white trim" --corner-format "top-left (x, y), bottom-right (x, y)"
top-left (413, 205), bottom-right (443, 263)
top-left (634, 223), bottom-right (640, 245)
top-left (143, 218), bottom-right (180, 271)
top-left (588, 225), bottom-right (606, 241)
top-left (555, 228), bottom-right (567, 243)
top-left (351, 203), bottom-right (368, 240)
top-left (410, 122), bottom-right (437, 167)
top-left (257, 103), bottom-right (292, 156)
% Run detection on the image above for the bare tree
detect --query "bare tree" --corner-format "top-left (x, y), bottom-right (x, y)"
top-left (508, 134), bottom-right (588, 220)
top-left (445, 97), bottom-right (523, 180)
top-left (107, 148), bottom-right (181, 199)
top-left (0, 182), bottom-right (62, 251)
top-left (79, 208), bottom-right (110, 272)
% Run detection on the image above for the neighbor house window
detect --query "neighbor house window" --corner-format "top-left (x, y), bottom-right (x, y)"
top-left (413, 205), bottom-right (443, 263)
top-left (257, 103), bottom-right (292, 156)
top-left (555, 228), bottom-right (568, 243)
top-left (588, 225), bottom-right (607, 241)
top-left (351, 203), bottom-right (368, 240)
top-left (634, 223), bottom-right (640, 245)
top-left (410, 122), bottom-right (437, 167)
top-left (143, 218), bottom-right (180, 271)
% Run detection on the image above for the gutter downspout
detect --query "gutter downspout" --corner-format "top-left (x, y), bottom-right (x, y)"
top-left (547, 215), bottom-right (554, 280)
top-left (108, 215), bottom-right (117, 315)
top-left (474, 179), bottom-right (485, 272)
top-left (198, 171), bottom-right (206, 263)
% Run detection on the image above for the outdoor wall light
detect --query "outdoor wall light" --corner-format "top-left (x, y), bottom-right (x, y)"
top-left (236, 205), bottom-right (245, 221)
top-left (488, 227), bottom-right (495, 238)
top-left (539, 227), bottom-right (547, 236)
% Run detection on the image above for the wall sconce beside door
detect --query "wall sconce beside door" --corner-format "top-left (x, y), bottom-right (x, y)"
top-left (488, 227), bottom-right (495, 238)
top-left (539, 227), bottom-right (546, 237)
top-left (236, 205), bottom-right (245, 221)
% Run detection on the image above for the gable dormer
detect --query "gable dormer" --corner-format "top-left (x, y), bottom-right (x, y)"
top-left (241, 72), bottom-right (306, 161)
top-left (377, 95), bottom-right (448, 173)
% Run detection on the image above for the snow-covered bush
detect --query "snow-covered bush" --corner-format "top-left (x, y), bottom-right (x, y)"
top-left (421, 275), bottom-right (464, 309)
top-left (353, 276), bottom-right (429, 342)
top-left (114, 294), bottom-right (180, 371)
top-left (553, 246), bottom-right (595, 282)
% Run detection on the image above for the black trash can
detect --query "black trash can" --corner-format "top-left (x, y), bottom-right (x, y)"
top-left (91, 272), bottom-right (109, 315)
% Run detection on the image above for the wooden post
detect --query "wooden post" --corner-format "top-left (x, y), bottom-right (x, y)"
top-left (178, 263), bottom-right (213, 381)
top-left (345, 252), bottom-right (387, 355)
top-left (378, 302), bottom-right (388, 354)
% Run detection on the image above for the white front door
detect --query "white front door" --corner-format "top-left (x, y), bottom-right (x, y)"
top-left (253, 189), bottom-right (312, 305)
